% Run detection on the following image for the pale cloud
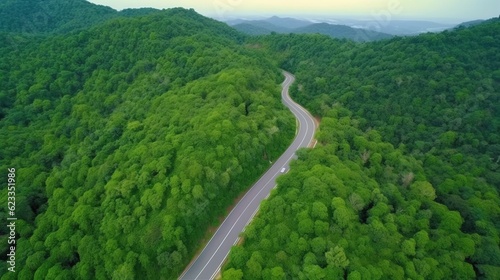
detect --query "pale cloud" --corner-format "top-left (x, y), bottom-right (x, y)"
top-left (88, 0), bottom-right (499, 21)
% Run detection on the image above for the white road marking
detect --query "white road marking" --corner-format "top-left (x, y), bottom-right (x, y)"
top-left (180, 71), bottom-right (316, 280)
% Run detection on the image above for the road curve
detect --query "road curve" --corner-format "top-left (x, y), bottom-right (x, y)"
top-left (179, 71), bottom-right (317, 280)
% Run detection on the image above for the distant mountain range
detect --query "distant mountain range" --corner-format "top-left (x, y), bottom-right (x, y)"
top-left (227, 16), bottom-right (393, 42)
top-left (226, 16), bottom-right (312, 34)
top-left (1, 0), bottom-right (489, 41)
top-left (333, 19), bottom-right (455, 35)
top-left (225, 16), bottom-right (468, 41)
top-left (264, 16), bottom-right (313, 29)
top-left (455, 19), bottom-right (486, 28)
top-left (228, 15), bottom-right (499, 41)
top-left (293, 23), bottom-right (393, 41)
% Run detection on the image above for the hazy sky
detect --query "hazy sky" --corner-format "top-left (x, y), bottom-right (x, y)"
top-left (88, 0), bottom-right (499, 21)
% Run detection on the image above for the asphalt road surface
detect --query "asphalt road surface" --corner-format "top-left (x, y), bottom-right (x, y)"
top-left (179, 71), bottom-right (317, 280)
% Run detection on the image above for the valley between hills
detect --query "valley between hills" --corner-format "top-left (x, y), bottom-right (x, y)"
top-left (0, 1), bottom-right (499, 279)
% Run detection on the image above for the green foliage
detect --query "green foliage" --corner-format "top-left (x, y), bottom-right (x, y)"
top-left (0, 0), bottom-right (115, 34)
top-left (0, 0), bottom-right (165, 34)
top-left (222, 268), bottom-right (244, 280)
top-left (226, 18), bottom-right (500, 278)
top-left (325, 246), bottom-right (349, 269)
top-left (3, 2), bottom-right (499, 279)
top-left (223, 105), bottom-right (492, 279)
top-left (0, 7), bottom-right (293, 279)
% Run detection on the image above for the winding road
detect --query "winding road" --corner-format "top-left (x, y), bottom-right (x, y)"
top-left (179, 71), bottom-right (317, 280)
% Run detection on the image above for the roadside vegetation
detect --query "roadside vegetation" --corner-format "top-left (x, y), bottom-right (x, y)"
top-left (1, 0), bottom-right (499, 278)
top-left (0, 8), bottom-right (294, 279)
top-left (223, 19), bottom-right (500, 279)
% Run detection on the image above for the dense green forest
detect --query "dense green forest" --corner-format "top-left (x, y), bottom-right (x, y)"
top-left (0, 0), bottom-right (159, 34)
top-left (222, 19), bottom-right (500, 279)
top-left (2, 0), bottom-right (500, 279)
top-left (223, 107), bottom-right (482, 279)
top-left (0, 7), bottom-right (295, 279)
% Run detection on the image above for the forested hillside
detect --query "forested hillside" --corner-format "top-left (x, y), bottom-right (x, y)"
top-left (0, 7), bottom-right (294, 279)
top-left (223, 19), bottom-right (500, 279)
top-left (223, 107), bottom-right (480, 279)
top-left (231, 20), bottom-right (392, 42)
top-left (0, 0), bottom-right (159, 34)
top-left (2, 0), bottom-right (499, 279)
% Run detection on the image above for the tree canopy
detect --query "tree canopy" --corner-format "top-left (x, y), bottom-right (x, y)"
top-left (223, 18), bottom-right (500, 279)
top-left (1, 1), bottom-right (499, 278)
top-left (0, 7), bottom-right (294, 279)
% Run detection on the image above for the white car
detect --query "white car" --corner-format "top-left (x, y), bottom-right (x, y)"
top-left (280, 167), bottom-right (286, 173)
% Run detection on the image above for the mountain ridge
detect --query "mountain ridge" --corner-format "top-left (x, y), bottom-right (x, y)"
top-left (0, 5), bottom-right (292, 279)
top-left (0, 0), bottom-right (166, 34)
top-left (227, 16), bottom-right (460, 37)
top-left (222, 17), bottom-right (500, 280)
top-left (229, 17), bottom-right (393, 42)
